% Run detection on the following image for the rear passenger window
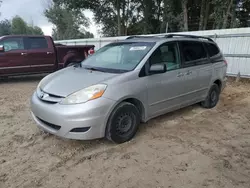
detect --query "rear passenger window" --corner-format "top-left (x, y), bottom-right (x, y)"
top-left (181, 41), bottom-right (207, 63)
top-left (206, 43), bottom-right (220, 57)
top-left (27, 37), bottom-right (48, 49)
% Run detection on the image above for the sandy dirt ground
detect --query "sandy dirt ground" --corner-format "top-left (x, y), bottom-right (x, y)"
top-left (0, 76), bottom-right (250, 188)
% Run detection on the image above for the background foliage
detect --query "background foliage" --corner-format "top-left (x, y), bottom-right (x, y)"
top-left (56, 0), bottom-right (250, 37)
top-left (0, 2), bottom-right (44, 36)
top-left (1, 0), bottom-right (250, 38)
top-left (44, 0), bottom-right (94, 40)
top-left (0, 16), bottom-right (44, 36)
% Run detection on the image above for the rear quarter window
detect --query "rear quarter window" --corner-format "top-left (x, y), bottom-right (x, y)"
top-left (206, 43), bottom-right (220, 57)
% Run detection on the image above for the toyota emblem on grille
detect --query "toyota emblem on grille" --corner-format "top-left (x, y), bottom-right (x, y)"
top-left (40, 91), bottom-right (45, 99)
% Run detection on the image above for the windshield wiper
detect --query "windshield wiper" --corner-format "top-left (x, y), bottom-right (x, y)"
top-left (84, 67), bottom-right (105, 72)
top-left (83, 66), bottom-right (129, 74)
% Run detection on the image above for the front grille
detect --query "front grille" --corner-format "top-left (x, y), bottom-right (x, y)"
top-left (47, 93), bottom-right (63, 98)
top-left (37, 89), bottom-right (64, 104)
top-left (37, 117), bottom-right (61, 130)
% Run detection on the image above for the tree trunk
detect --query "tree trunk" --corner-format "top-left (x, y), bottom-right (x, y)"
top-left (182, 0), bottom-right (188, 31)
top-left (156, 0), bottom-right (162, 22)
top-left (122, 0), bottom-right (126, 35)
top-left (212, 21), bottom-right (216, 30)
top-left (199, 0), bottom-right (206, 30)
top-left (142, 1), bottom-right (148, 34)
top-left (162, 0), bottom-right (168, 32)
top-left (203, 2), bottom-right (210, 30)
top-left (230, 0), bottom-right (237, 28)
top-left (117, 0), bottom-right (121, 36)
top-left (222, 0), bottom-right (233, 29)
top-left (125, 0), bottom-right (130, 35)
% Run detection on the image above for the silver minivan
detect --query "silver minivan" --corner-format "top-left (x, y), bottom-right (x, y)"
top-left (30, 34), bottom-right (227, 143)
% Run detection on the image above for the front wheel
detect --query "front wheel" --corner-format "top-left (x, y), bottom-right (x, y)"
top-left (105, 102), bottom-right (140, 144)
top-left (201, 84), bottom-right (220, 109)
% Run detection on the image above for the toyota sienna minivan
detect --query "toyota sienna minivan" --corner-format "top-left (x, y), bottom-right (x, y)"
top-left (30, 34), bottom-right (227, 144)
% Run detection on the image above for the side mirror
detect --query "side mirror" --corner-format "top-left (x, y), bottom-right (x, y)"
top-left (149, 64), bottom-right (166, 74)
top-left (0, 45), bottom-right (4, 52)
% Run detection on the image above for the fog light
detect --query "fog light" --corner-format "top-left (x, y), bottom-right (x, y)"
top-left (70, 127), bottom-right (90, 133)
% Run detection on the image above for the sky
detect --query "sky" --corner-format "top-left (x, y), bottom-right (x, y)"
top-left (0, 0), bottom-right (98, 37)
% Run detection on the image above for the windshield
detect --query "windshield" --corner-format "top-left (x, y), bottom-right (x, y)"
top-left (81, 42), bottom-right (155, 73)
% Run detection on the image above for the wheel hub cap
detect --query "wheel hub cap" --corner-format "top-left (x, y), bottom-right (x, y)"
top-left (116, 114), bottom-right (133, 134)
top-left (211, 91), bottom-right (217, 102)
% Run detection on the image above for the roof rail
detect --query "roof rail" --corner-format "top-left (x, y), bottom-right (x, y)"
top-left (165, 34), bottom-right (214, 42)
top-left (126, 35), bottom-right (158, 39)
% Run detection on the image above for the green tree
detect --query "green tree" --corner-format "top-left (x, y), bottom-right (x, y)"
top-left (134, 0), bottom-right (163, 34)
top-left (27, 26), bottom-right (44, 35)
top-left (56, 0), bottom-right (250, 36)
top-left (44, 1), bottom-right (93, 40)
top-left (0, 19), bottom-right (11, 35)
top-left (236, 0), bottom-right (250, 28)
top-left (10, 16), bottom-right (44, 35)
top-left (162, 0), bottom-right (183, 32)
top-left (31, 26), bottom-right (44, 35)
top-left (0, 0), bottom-right (2, 16)
top-left (56, 0), bottom-right (124, 36)
top-left (11, 16), bottom-right (28, 34)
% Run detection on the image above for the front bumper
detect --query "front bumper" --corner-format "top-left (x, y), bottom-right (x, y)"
top-left (30, 92), bottom-right (115, 140)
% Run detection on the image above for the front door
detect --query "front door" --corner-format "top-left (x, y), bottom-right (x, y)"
top-left (0, 37), bottom-right (28, 76)
top-left (146, 42), bottom-right (188, 118)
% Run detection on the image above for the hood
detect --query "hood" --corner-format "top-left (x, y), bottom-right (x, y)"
top-left (40, 67), bottom-right (118, 97)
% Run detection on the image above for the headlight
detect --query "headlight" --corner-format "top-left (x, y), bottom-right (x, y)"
top-left (60, 84), bottom-right (107, 105)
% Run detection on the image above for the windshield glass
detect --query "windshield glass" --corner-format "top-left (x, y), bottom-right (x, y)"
top-left (81, 42), bottom-right (155, 73)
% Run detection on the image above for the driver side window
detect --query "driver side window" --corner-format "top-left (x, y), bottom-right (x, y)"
top-left (0, 37), bottom-right (24, 52)
top-left (149, 42), bottom-right (180, 71)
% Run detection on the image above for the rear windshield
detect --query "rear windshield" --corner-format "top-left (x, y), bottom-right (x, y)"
top-left (81, 42), bottom-right (155, 73)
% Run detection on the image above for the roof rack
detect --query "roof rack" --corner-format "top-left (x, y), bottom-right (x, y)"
top-left (165, 34), bottom-right (214, 42)
top-left (126, 34), bottom-right (214, 42)
top-left (126, 35), bottom-right (159, 39)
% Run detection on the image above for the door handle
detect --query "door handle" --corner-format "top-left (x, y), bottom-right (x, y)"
top-left (21, 52), bottom-right (27, 56)
top-left (177, 72), bottom-right (184, 77)
top-left (186, 70), bottom-right (192, 75)
top-left (47, 52), bottom-right (53, 55)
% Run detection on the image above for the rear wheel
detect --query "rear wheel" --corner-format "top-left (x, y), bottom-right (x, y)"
top-left (105, 102), bottom-right (140, 144)
top-left (201, 83), bottom-right (220, 109)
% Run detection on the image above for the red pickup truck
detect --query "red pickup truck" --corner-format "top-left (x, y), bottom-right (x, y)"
top-left (0, 35), bottom-right (94, 77)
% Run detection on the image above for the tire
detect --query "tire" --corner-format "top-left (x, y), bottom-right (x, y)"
top-left (105, 102), bottom-right (140, 144)
top-left (0, 76), bottom-right (8, 81)
top-left (201, 83), bottom-right (220, 109)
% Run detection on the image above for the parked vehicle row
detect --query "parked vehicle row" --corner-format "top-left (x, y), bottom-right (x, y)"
top-left (30, 34), bottom-right (227, 144)
top-left (0, 35), bottom-right (94, 77)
